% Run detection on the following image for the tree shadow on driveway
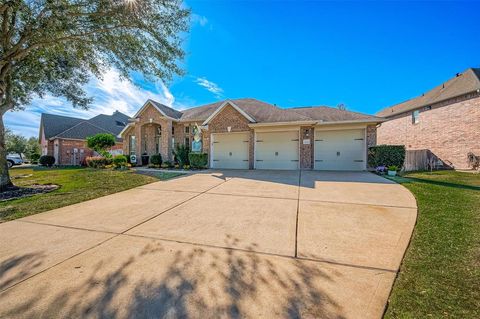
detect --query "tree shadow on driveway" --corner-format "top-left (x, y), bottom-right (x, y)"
top-left (1, 235), bottom-right (346, 319)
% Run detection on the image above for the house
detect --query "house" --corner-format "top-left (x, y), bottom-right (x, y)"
top-left (39, 111), bottom-right (130, 165)
top-left (119, 98), bottom-right (384, 170)
top-left (376, 68), bottom-right (480, 169)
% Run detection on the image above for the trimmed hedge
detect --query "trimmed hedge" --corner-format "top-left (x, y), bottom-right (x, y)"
top-left (368, 145), bottom-right (406, 168)
top-left (150, 154), bottom-right (162, 166)
top-left (86, 156), bottom-right (112, 168)
top-left (39, 155), bottom-right (55, 167)
top-left (188, 153), bottom-right (208, 169)
top-left (112, 155), bottom-right (128, 168)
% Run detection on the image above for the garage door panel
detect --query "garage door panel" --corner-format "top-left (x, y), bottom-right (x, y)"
top-left (212, 133), bottom-right (249, 169)
top-left (314, 129), bottom-right (365, 171)
top-left (256, 131), bottom-right (299, 170)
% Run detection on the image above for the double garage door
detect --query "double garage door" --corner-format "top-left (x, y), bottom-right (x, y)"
top-left (211, 129), bottom-right (365, 170)
top-left (211, 131), bottom-right (299, 170)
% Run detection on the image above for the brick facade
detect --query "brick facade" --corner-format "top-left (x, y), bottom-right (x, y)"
top-left (123, 101), bottom-right (379, 170)
top-left (44, 138), bottom-right (122, 165)
top-left (377, 94), bottom-right (480, 169)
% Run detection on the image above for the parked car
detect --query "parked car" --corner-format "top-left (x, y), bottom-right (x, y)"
top-left (7, 153), bottom-right (23, 168)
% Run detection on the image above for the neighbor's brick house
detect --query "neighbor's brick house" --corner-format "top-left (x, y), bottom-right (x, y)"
top-left (120, 98), bottom-right (382, 170)
top-left (377, 68), bottom-right (480, 169)
top-left (39, 111), bottom-right (129, 165)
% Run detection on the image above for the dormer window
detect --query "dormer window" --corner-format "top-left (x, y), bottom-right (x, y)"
top-left (412, 110), bottom-right (420, 124)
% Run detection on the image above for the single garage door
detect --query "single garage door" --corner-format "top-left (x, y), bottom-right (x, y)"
top-left (211, 132), bottom-right (249, 169)
top-left (314, 129), bottom-right (366, 170)
top-left (255, 131), bottom-right (299, 170)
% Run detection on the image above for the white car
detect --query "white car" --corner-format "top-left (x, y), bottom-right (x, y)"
top-left (7, 154), bottom-right (23, 168)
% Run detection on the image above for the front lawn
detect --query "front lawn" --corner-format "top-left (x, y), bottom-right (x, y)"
top-left (0, 167), bottom-right (182, 222)
top-left (385, 171), bottom-right (480, 318)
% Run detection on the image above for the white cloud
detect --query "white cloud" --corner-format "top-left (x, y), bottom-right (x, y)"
top-left (4, 68), bottom-right (181, 138)
top-left (191, 14), bottom-right (208, 27)
top-left (195, 77), bottom-right (224, 98)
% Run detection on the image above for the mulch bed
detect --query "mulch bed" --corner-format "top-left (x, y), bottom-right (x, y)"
top-left (0, 184), bottom-right (59, 202)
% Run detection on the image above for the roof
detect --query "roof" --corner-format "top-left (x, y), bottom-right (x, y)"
top-left (146, 98), bottom-right (378, 125)
top-left (41, 111), bottom-right (130, 141)
top-left (377, 68), bottom-right (480, 117)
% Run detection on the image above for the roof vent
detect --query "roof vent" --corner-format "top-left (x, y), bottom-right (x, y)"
top-left (456, 72), bottom-right (462, 77)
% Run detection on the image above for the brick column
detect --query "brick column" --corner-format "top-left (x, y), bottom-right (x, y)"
top-left (300, 126), bottom-right (314, 169)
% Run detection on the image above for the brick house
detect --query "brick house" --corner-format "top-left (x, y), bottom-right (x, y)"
top-left (120, 99), bottom-right (383, 170)
top-left (377, 68), bottom-right (480, 169)
top-left (39, 111), bottom-right (129, 165)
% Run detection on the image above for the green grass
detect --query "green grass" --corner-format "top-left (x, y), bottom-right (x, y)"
top-left (0, 167), bottom-right (183, 222)
top-left (385, 171), bottom-right (480, 318)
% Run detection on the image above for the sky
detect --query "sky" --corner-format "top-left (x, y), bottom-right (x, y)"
top-left (5, 0), bottom-right (480, 137)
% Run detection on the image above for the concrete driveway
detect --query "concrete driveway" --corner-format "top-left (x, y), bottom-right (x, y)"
top-left (0, 170), bottom-right (417, 319)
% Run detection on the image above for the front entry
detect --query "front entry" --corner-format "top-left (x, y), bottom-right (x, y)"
top-left (211, 132), bottom-right (249, 169)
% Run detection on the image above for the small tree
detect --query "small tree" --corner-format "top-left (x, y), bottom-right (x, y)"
top-left (25, 136), bottom-right (40, 161)
top-left (5, 129), bottom-right (27, 158)
top-left (86, 133), bottom-right (116, 157)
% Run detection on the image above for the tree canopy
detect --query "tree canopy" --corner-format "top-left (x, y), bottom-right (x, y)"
top-left (0, 0), bottom-right (189, 190)
top-left (86, 133), bottom-right (116, 156)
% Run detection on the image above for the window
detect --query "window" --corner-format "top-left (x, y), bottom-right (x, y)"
top-left (424, 105), bottom-right (432, 111)
top-left (129, 136), bottom-right (136, 155)
top-left (412, 110), bottom-right (420, 124)
top-left (172, 126), bottom-right (175, 135)
top-left (185, 137), bottom-right (190, 149)
top-left (185, 125), bottom-right (190, 134)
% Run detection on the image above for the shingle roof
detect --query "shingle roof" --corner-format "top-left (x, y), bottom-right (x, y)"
top-left (175, 98), bottom-right (380, 124)
top-left (149, 100), bottom-right (183, 119)
top-left (288, 106), bottom-right (384, 123)
top-left (41, 111), bottom-right (130, 141)
top-left (377, 68), bottom-right (480, 117)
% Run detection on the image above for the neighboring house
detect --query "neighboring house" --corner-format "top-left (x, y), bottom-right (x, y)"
top-left (39, 111), bottom-right (129, 165)
top-left (120, 98), bottom-right (383, 170)
top-left (377, 68), bottom-right (480, 169)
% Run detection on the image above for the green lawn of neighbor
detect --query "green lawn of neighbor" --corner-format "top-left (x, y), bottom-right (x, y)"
top-left (0, 167), bottom-right (182, 222)
top-left (385, 171), bottom-right (480, 318)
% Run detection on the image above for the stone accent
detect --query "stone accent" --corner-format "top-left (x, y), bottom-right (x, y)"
top-left (300, 126), bottom-right (314, 169)
top-left (377, 95), bottom-right (480, 169)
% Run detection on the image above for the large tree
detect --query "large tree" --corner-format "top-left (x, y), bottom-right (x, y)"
top-left (0, 0), bottom-right (189, 190)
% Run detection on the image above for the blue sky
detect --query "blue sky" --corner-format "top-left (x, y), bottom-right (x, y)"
top-left (6, 0), bottom-right (480, 137)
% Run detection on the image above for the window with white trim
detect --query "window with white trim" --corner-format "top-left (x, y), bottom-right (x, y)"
top-left (412, 110), bottom-right (420, 124)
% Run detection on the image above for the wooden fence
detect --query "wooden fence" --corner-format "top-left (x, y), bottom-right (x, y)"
top-left (403, 149), bottom-right (452, 171)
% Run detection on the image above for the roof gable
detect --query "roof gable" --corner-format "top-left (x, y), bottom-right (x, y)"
top-left (202, 100), bottom-right (256, 125)
top-left (133, 99), bottom-right (182, 120)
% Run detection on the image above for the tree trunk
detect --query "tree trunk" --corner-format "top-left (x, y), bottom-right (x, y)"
top-left (0, 114), bottom-right (13, 191)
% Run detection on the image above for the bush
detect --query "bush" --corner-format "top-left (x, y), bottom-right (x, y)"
top-left (86, 133), bottom-right (116, 157)
top-left (173, 144), bottom-right (190, 166)
top-left (39, 155), bottom-right (55, 167)
top-left (163, 160), bottom-right (173, 168)
top-left (388, 165), bottom-right (398, 171)
top-left (368, 145), bottom-right (406, 169)
top-left (188, 153), bottom-right (208, 169)
top-left (150, 154), bottom-right (162, 166)
top-left (30, 153), bottom-right (41, 164)
top-left (112, 155), bottom-right (128, 168)
top-left (85, 156), bottom-right (112, 168)
top-left (467, 152), bottom-right (480, 170)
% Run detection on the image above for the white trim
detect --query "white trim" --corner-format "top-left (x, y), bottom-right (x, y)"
top-left (249, 121), bottom-right (317, 127)
top-left (133, 99), bottom-right (178, 121)
top-left (202, 100), bottom-right (256, 125)
top-left (118, 123), bottom-right (134, 137)
top-left (316, 119), bottom-right (385, 126)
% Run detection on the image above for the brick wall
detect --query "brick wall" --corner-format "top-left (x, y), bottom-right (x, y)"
top-left (377, 95), bottom-right (480, 169)
top-left (300, 126), bottom-right (314, 169)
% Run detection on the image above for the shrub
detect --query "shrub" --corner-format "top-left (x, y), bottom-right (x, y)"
top-left (173, 144), bottom-right (190, 166)
top-left (368, 145), bottom-right (406, 169)
top-left (39, 155), bottom-right (55, 167)
top-left (183, 164), bottom-right (190, 170)
top-left (112, 155), bottom-right (128, 168)
top-left (150, 154), bottom-right (162, 166)
top-left (467, 152), bottom-right (480, 170)
top-left (85, 156), bottom-right (112, 168)
top-left (163, 160), bottom-right (173, 168)
top-left (188, 153), bottom-right (208, 169)
top-left (30, 153), bottom-right (41, 164)
top-left (86, 133), bottom-right (116, 157)
top-left (160, 163), bottom-right (169, 169)
top-left (388, 165), bottom-right (398, 171)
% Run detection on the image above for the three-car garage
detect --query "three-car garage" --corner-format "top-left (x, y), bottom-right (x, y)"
top-left (210, 127), bottom-right (367, 171)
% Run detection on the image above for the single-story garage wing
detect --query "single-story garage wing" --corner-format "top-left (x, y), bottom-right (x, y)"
top-left (120, 98), bottom-right (384, 170)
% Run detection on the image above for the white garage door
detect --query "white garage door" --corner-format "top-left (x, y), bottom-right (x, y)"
top-left (255, 131), bottom-right (299, 170)
top-left (314, 129), bottom-right (366, 170)
top-left (211, 132), bottom-right (249, 169)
